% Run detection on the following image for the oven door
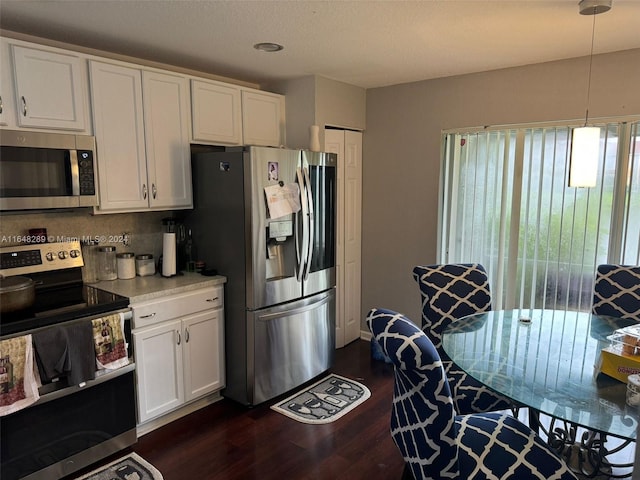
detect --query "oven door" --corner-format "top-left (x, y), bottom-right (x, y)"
top-left (1, 366), bottom-right (137, 480)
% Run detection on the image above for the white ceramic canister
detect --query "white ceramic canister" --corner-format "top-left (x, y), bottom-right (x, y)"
top-left (116, 252), bottom-right (136, 280)
top-left (309, 125), bottom-right (321, 152)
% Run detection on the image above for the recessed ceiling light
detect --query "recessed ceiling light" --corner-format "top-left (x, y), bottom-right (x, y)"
top-left (254, 42), bottom-right (284, 53)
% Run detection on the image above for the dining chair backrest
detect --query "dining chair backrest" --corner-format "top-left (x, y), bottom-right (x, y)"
top-left (366, 307), bottom-right (580, 480)
top-left (412, 263), bottom-right (492, 351)
top-left (412, 263), bottom-right (514, 414)
top-left (366, 308), bottom-right (460, 478)
top-left (592, 264), bottom-right (640, 321)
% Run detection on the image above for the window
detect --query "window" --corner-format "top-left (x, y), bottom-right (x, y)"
top-left (439, 118), bottom-right (640, 311)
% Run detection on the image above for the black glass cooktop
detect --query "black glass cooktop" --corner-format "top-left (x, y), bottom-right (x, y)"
top-left (1, 282), bottom-right (129, 337)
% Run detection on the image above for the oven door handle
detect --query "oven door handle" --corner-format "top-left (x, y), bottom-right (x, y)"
top-left (34, 362), bottom-right (135, 407)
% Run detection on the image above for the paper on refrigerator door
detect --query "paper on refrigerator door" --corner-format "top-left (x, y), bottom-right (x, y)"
top-left (264, 183), bottom-right (301, 219)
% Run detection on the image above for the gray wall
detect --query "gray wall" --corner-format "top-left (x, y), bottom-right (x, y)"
top-left (362, 48), bottom-right (640, 327)
top-left (272, 75), bottom-right (366, 149)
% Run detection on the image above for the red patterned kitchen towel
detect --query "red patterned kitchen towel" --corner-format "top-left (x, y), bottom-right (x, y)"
top-left (92, 313), bottom-right (129, 370)
top-left (0, 334), bottom-right (40, 416)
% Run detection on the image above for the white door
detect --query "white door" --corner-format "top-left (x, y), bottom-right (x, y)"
top-left (182, 309), bottom-right (225, 401)
top-left (142, 70), bottom-right (192, 209)
top-left (12, 44), bottom-right (87, 130)
top-left (90, 61), bottom-right (148, 211)
top-left (133, 319), bottom-right (184, 423)
top-left (325, 129), bottom-right (362, 348)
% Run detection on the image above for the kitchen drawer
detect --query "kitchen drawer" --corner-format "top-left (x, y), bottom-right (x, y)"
top-left (132, 286), bottom-right (223, 329)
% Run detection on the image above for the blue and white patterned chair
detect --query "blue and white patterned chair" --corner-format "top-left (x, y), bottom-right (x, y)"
top-left (367, 308), bottom-right (579, 480)
top-left (413, 263), bottom-right (516, 413)
top-left (592, 264), bottom-right (640, 321)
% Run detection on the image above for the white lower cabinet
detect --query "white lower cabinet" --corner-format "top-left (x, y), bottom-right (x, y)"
top-left (134, 319), bottom-right (184, 421)
top-left (182, 309), bottom-right (225, 401)
top-left (132, 286), bottom-right (224, 424)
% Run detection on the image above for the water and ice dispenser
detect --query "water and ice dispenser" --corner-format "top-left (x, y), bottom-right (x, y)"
top-left (265, 219), bottom-right (294, 281)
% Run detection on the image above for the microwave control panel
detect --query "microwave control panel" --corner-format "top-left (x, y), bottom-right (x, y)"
top-left (78, 150), bottom-right (96, 195)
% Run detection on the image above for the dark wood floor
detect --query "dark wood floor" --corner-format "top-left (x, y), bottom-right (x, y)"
top-left (74, 339), bottom-right (405, 480)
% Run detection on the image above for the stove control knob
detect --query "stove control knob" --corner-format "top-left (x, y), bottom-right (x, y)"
top-left (46, 252), bottom-right (55, 261)
top-left (70, 249), bottom-right (80, 258)
top-left (58, 251), bottom-right (68, 260)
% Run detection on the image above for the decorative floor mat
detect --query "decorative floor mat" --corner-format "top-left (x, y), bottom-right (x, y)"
top-left (74, 452), bottom-right (163, 480)
top-left (271, 373), bottom-right (370, 424)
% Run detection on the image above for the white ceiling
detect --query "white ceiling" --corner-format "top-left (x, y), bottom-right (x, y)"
top-left (1, 0), bottom-right (639, 89)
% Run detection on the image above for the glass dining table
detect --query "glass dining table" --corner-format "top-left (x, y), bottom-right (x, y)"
top-left (441, 309), bottom-right (638, 441)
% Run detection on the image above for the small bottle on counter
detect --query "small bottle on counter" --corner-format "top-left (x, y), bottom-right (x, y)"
top-left (116, 252), bottom-right (136, 280)
top-left (136, 254), bottom-right (155, 276)
top-left (98, 246), bottom-right (117, 281)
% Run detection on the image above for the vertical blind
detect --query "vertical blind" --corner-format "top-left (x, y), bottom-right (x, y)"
top-left (439, 119), bottom-right (640, 311)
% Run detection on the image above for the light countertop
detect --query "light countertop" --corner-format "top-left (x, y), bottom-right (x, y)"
top-left (95, 272), bottom-right (226, 304)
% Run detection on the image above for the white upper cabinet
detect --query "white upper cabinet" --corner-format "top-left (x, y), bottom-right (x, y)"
top-left (11, 44), bottom-right (88, 131)
top-left (0, 38), bottom-right (14, 127)
top-left (90, 60), bottom-right (192, 213)
top-left (241, 89), bottom-right (284, 147)
top-left (90, 61), bottom-right (148, 211)
top-left (142, 70), bottom-right (192, 210)
top-left (190, 81), bottom-right (285, 147)
top-left (191, 79), bottom-right (242, 145)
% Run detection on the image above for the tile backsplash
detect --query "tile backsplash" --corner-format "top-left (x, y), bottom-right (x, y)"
top-left (0, 209), bottom-right (169, 259)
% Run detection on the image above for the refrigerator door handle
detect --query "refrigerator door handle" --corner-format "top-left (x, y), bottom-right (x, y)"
top-left (295, 166), bottom-right (309, 281)
top-left (302, 166), bottom-right (314, 280)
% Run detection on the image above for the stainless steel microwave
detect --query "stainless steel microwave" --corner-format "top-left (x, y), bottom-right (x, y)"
top-left (0, 129), bottom-right (98, 210)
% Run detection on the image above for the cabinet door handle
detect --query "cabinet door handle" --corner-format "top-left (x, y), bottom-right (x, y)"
top-left (139, 312), bottom-right (156, 319)
top-left (206, 297), bottom-right (219, 302)
top-left (21, 96), bottom-right (27, 116)
top-left (142, 184), bottom-right (147, 199)
top-left (0, 95), bottom-right (3, 114)
top-left (176, 330), bottom-right (181, 345)
top-left (185, 328), bottom-right (190, 343)
top-left (152, 183), bottom-right (157, 199)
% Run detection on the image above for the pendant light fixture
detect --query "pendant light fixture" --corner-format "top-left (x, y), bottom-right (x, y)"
top-left (568, 0), bottom-right (611, 188)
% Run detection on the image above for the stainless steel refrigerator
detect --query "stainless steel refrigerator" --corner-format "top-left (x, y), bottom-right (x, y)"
top-left (187, 146), bottom-right (336, 406)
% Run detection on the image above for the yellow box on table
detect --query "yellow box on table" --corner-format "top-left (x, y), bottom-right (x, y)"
top-left (599, 324), bottom-right (640, 383)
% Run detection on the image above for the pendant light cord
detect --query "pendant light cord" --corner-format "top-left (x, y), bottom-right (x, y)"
top-left (584, 8), bottom-right (597, 127)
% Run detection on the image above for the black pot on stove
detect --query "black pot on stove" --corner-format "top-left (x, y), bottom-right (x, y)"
top-left (0, 276), bottom-right (35, 313)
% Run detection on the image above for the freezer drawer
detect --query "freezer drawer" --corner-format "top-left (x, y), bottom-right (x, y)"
top-left (250, 289), bottom-right (335, 405)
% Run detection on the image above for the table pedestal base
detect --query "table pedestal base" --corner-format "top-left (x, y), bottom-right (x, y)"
top-left (545, 417), bottom-right (634, 479)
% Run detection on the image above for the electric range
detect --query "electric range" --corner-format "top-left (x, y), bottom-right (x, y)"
top-left (0, 240), bottom-right (136, 480)
top-left (0, 241), bottom-right (129, 337)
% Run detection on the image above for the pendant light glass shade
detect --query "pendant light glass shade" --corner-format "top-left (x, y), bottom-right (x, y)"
top-left (568, 0), bottom-right (610, 188)
top-left (569, 126), bottom-right (600, 187)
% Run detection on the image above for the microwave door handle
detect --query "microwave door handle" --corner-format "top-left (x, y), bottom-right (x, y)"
top-left (69, 150), bottom-right (80, 196)
top-left (295, 167), bottom-right (308, 282)
top-left (302, 167), bottom-right (314, 281)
